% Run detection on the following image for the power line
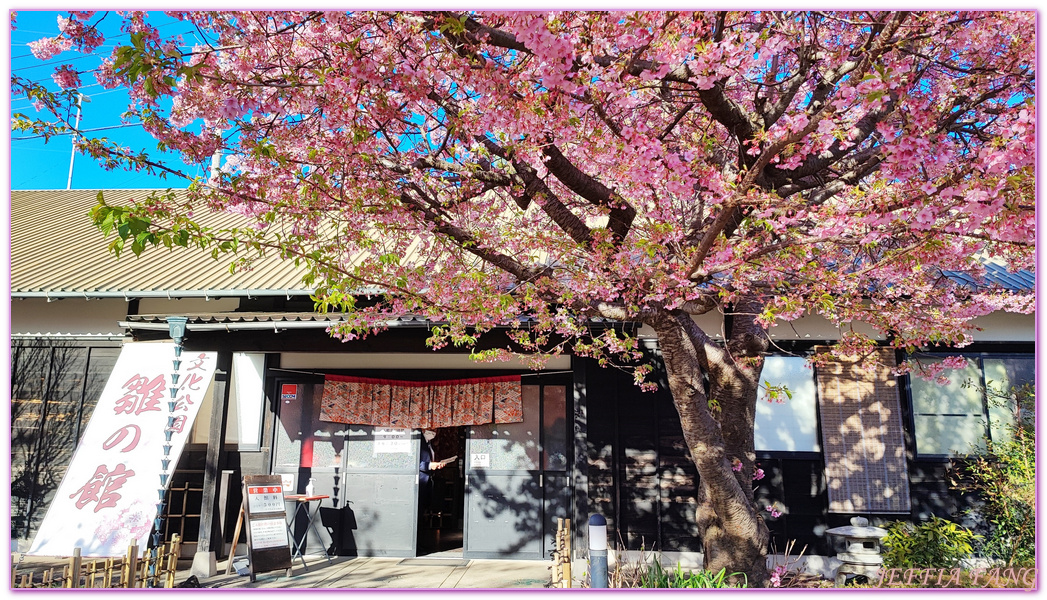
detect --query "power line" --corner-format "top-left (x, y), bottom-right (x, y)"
top-left (11, 83), bottom-right (122, 108)
top-left (11, 17), bottom-right (188, 60)
top-left (11, 53), bottom-right (103, 72)
top-left (12, 122), bottom-right (145, 141)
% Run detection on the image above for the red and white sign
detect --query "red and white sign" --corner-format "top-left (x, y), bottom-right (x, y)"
top-left (281, 384), bottom-right (297, 400)
top-left (246, 485), bottom-right (285, 514)
top-left (28, 342), bottom-right (217, 558)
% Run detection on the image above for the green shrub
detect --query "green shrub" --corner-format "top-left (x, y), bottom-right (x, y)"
top-left (638, 562), bottom-right (746, 588)
top-left (607, 542), bottom-right (748, 588)
top-left (881, 516), bottom-right (979, 569)
top-left (957, 384), bottom-right (1035, 567)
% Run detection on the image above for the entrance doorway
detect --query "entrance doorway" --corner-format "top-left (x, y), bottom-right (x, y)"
top-left (417, 426), bottom-right (466, 556)
top-left (271, 376), bottom-right (570, 560)
top-left (462, 383), bottom-right (569, 559)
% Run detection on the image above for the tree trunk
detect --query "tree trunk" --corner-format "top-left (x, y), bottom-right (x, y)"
top-left (645, 299), bottom-right (770, 587)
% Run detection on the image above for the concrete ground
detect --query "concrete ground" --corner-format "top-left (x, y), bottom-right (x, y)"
top-left (195, 554), bottom-right (555, 589)
top-left (12, 552), bottom-right (555, 590)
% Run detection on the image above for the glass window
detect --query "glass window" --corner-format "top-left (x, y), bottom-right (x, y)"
top-left (274, 382), bottom-right (304, 468)
top-left (909, 356), bottom-right (986, 455)
top-left (542, 386), bottom-right (568, 471)
top-left (908, 354), bottom-right (1033, 456)
top-left (226, 352), bottom-right (266, 449)
top-left (755, 356), bottom-right (820, 452)
top-left (983, 357), bottom-right (1034, 444)
top-left (469, 385), bottom-right (540, 470)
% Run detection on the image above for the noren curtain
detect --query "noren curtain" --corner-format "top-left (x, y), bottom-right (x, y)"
top-left (319, 374), bottom-right (523, 428)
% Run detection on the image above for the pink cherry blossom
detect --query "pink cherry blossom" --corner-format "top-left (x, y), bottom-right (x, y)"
top-left (51, 65), bottom-right (81, 89)
top-left (15, 11), bottom-right (1034, 585)
top-left (27, 36), bottom-right (71, 60)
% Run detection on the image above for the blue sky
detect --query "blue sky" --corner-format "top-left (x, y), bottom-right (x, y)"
top-left (10, 10), bottom-right (200, 190)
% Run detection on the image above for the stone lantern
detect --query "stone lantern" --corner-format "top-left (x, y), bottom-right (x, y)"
top-left (826, 517), bottom-right (889, 586)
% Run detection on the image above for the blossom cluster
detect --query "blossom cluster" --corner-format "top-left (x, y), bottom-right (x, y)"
top-left (51, 65), bottom-right (81, 89)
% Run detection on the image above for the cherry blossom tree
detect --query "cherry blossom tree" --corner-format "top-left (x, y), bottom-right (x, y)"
top-left (13, 11), bottom-right (1035, 584)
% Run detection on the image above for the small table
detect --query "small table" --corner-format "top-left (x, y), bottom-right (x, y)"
top-left (284, 494), bottom-right (333, 570)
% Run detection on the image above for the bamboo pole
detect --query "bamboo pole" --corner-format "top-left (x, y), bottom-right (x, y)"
top-left (104, 557), bottom-right (114, 587)
top-left (563, 518), bottom-right (572, 588)
top-left (165, 534), bottom-right (181, 588)
top-left (125, 543), bottom-right (138, 589)
top-left (551, 519), bottom-right (563, 587)
top-left (68, 548), bottom-right (82, 588)
top-left (139, 550), bottom-right (152, 588)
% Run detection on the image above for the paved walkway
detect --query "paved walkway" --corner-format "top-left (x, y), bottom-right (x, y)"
top-left (13, 549), bottom-right (557, 590)
top-left (193, 554), bottom-right (555, 589)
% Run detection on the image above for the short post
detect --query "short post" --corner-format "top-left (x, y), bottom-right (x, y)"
top-left (588, 514), bottom-right (608, 589)
top-left (68, 548), bottom-right (82, 588)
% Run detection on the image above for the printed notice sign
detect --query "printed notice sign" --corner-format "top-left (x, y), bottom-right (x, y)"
top-left (281, 384), bottom-right (298, 401)
top-left (247, 485), bottom-right (285, 514)
top-left (374, 428), bottom-right (411, 455)
top-left (471, 453), bottom-right (491, 468)
top-left (241, 474), bottom-right (292, 579)
top-left (248, 518), bottom-right (289, 550)
top-left (280, 473), bottom-right (295, 493)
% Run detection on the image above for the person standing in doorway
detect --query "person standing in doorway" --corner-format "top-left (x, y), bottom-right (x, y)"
top-left (419, 430), bottom-right (451, 513)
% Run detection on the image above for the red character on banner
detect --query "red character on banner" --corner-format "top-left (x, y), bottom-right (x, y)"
top-left (167, 415), bottom-right (188, 434)
top-left (101, 425), bottom-right (141, 452)
top-left (114, 374), bottom-right (164, 415)
top-left (186, 353), bottom-right (208, 371)
top-left (172, 372), bottom-right (205, 412)
top-left (70, 464), bottom-right (135, 512)
top-left (179, 372), bottom-right (206, 391)
top-left (173, 394), bottom-right (192, 412)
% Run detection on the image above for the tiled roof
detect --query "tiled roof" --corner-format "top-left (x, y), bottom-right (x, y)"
top-left (122, 311), bottom-right (432, 331)
top-left (942, 259), bottom-right (1035, 292)
top-left (11, 190), bottom-right (313, 298)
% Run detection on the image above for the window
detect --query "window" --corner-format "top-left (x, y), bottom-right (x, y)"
top-left (10, 340), bottom-right (120, 539)
top-left (909, 354), bottom-right (1034, 457)
top-left (755, 356), bottom-right (820, 452)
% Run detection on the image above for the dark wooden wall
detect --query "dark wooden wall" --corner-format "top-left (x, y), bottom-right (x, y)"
top-left (579, 348), bottom-right (1016, 557)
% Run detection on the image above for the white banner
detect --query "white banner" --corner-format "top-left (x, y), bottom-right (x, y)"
top-left (28, 342), bottom-right (217, 557)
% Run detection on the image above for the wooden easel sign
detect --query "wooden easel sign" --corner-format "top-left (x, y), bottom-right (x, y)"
top-left (242, 474), bottom-right (293, 581)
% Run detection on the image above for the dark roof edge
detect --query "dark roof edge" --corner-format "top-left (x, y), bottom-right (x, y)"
top-left (12, 289), bottom-right (316, 299)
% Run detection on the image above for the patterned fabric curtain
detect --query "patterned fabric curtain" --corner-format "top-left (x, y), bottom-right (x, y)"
top-left (319, 374), bottom-right (524, 428)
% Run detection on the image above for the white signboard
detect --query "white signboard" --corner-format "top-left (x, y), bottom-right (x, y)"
top-left (373, 427), bottom-right (411, 455)
top-left (471, 453), bottom-right (491, 468)
top-left (246, 484), bottom-right (285, 514)
top-left (28, 343), bottom-right (217, 557)
top-left (280, 473), bottom-right (295, 494)
top-left (248, 518), bottom-right (290, 550)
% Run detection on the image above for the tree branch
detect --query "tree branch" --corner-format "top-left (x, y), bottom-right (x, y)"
top-left (541, 142), bottom-right (636, 242)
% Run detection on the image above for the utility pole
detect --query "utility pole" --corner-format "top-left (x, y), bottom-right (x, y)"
top-left (66, 93), bottom-right (84, 190)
